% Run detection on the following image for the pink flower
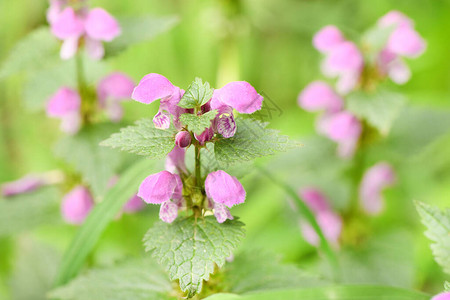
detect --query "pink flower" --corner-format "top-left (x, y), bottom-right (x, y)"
top-left (137, 171), bottom-right (184, 223)
top-left (386, 26), bottom-right (426, 58)
top-left (122, 195), bottom-right (145, 213)
top-left (359, 162), bottom-right (396, 215)
top-left (377, 10), bottom-right (413, 29)
top-left (377, 49), bottom-right (411, 84)
top-left (298, 81), bottom-right (343, 112)
top-left (212, 202), bottom-right (234, 223)
top-left (318, 111), bottom-right (362, 158)
top-left (50, 6), bottom-right (120, 60)
top-left (313, 25), bottom-right (345, 53)
top-left (165, 146), bottom-right (187, 174)
top-left (322, 41), bottom-right (363, 94)
top-left (132, 73), bottom-right (187, 130)
top-left (194, 126), bottom-right (215, 145)
top-left (298, 187), bottom-right (342, 247)
top-left (61, 185), bottom-right (94, 225)
top-left (205, 170), bottom-right (246, 208)
top-left (46, 87), bottom-right (81, 134)
top-left (1, 175), bottom-right (44, 197)
top-left (175, 131), bottom-right (192, 148)
top-left (97, 72), bottom-right (135, 122)
top-left (432, 292), bottom-right (450, 300)
top-left (210, 81), bottom-right (263, 138)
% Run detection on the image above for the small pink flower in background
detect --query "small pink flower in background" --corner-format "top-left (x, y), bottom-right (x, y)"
top-left (61, 185), bottom-right (94, 225)
top-left (317, 111), bottom-right (362, 158)
top-left (298, 187), bottom-right (342, 247)
top-left (137, 171), bottom-right (184, 223)
top-left (432, 292), bottom-right (450, 300)
top-left (313, 25), bottom-right (345, 53)
top-left (205, 170), bottom-right (245, 223)
top-left (49, 3), bottom-right (120, 60)
top-left (297, 81), bottom-right (343, 112)
top-left (46, 87), bottom-right (81, 134)
top-left (122, 195), bottom-right (145, 213)
top-left (1, 175), bottom-right (45, 197)
top-left (377, 10), bottom-right (414, 29)
top-left (97, 72), bottom-right (135, 122)
top-left (359, 162), bottom-right (396, 215)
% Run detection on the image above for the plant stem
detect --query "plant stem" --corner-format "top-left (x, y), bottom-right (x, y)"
top-left (195, 144), bottom-right (201, 188)
top-left (75, 52), bottom-right (86, 95)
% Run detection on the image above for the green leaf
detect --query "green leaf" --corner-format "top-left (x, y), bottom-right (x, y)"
top-left (100, 119), bottom-right (176, 158)
top-left (445, 281), bottom-right (450, 291)
top-left (53, 159), bottom-right (157, 287)
top-left (105, 15), bottom-right (178, 57)
top-left (143, 216), bottom-right (245, 298)
top-left (346, 90), bottom-right (406, 135)
top-left (0, 27), bottom-right (60, 79)
top-left (224, 251), bottom-right (324, 294)
top-left (214, 118), bottom-right (299, 165)
top-left (178, 78), bottom-right (214, 109)
top-left (415, 201), bottom-right (450, 274)
top-left (55, 123), bottom-right (124, 197)
top-left (256, 166), bottom-right (339, 280)
top-left (50, 258), bottom-right (174, 300)
top-left (180, 110), bottom-right (217, 134)
top-left (0, 187), bottom-right (60, 237)
top-left (203, 286), bottom-right (430, 300)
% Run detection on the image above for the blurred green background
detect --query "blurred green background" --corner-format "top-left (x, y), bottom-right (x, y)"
top-left (0, 0), bottom-right (449, 298)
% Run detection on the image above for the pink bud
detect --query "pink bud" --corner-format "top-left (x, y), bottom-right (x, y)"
top-left (175, 131), bottom-right (192, 148)
top-left (205, 170), bottom-right (246, 208)
top-left (359, 162), bottom-right (396, 215)
top-left (61, 186), bottom-right (94, 225)
top-left (194, 127), bottom-right (214, 145)
top-left (298, 81), bottom-right (343, 112)
top-left (313, 25), bottom-right (345, 53)
top-left (137, 171), bottom-right (181, 204)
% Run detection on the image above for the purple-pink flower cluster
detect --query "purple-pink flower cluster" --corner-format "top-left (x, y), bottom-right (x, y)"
top-left (132, 73), bottom-right (262, 223)
top-left (298, 11), bottom-right (425, 158)
top-left (47, 0), bottom-right (121, 60)
top-left (46, 72), bottom-right (134, 134)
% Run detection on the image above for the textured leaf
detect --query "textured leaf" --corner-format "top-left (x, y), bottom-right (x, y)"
top-left (105, 15), bottom-right (178, 57)
top-left (50, 258), bottom-right (173, 300)
top-left (180, 110), bottom-right (217, 134)
top-left (0, 27), bottom-right (60, 78)
top-left (178, 78), bottom-right (214, 109)
top-left (214, 118), bottom-right (299, 164)
top-left (0, 187), bottom-right (60, 237)
top-left (10, 238), bottom-right (60, 300)
top-left (100, 119), bottom-right (176, 158)
top-left (54, 159), bottom-right (158, 286)
top-left (55, 123), bottom-right (123, 197)
top-left (143, 216), bottom-right (245, 297)
top-left (347, 90), bottom-right (406, 135)
top-left (416, 201), bottom-right (450, 274)
top-left (203, 286), bottom-right (430, 300)
top-left (224, 251), bottom-right (324, 294)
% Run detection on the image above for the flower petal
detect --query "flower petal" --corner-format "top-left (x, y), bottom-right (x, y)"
top-left (137, 171), bottom-right (178, 204)
top-left (123, 195), bottom-right (145, 213)
top-left (1, 175), bottom-right (44, 197)
top-left (313, 25), bottom-right (345, 53)
top-left (213, 202), bottom-right (234, 223)
top-left (132, 73), bottom-right (178, 104)
top-left (84, 8), bottom-right (121, 42)
top-left (61, 186), bottom-right (94, 225)
top-left (85, 36), bottom-right (105, 60)
top-left (205, 170), bottom-right (246, 207)
top-left (165, 146), bottom-right (187, 174)
top-left (159, 201), bottom-right (179, 223)
top-left (298, 81), bottom-right (343, 112)
top-left (97, 72), bottom-right (135, 102)
top-left (51, 7), bottom-right (84, 39)
top-left (211, 81), bottom-right (263, 114)
top-left (387, 26), bottom-right (426, 58)
top-left (60, 36), bottom-right (79, 60)
top-left (46, 87), bottom-right (81, 117)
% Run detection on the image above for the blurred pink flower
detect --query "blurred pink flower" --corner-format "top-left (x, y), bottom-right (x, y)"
top-left (46, 87), bottom-right (81, 134)
top-left (61, 185), bottom-right (94, 225)
top-left (50, 5), bottom-right (120, 60)
top-left (97, 72), bottom-right (135, 122)
top-left (1, 175), bottom-right (44, 197)
top-left (313, 25), bottom-right (345, 53)
top-left (359, 162), bottom-right (396, 215)
top-left (297, 81), bottom-right (343, 112)
top-left (377, 10), bottom-right (414, 29)
top-left (432, 292), bottom-right (450, 300)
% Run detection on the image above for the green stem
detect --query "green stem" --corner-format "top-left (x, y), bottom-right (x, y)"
top-left (75, 52), bottom-right (86, 94)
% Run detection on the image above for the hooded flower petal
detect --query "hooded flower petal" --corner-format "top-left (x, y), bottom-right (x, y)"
top-left (165, 146), bottom-right (187, 174)
top-left (46, 87), bottom-right (81, 117)
top-left (51, 7), bottom-right (84, 39)
top-left (159, 201), bottom-right (179, 223)
top-left (205, 170), bottom-right (246, 207)
top-left (387, 26), bottom-right (426, 58)
top-left (84, 8), bottom-right (121, 42)
top-left (211, 81), bottom-right (263, 114)
top-left (301, 210), bottom-right (342, 246)
top-left (298, 81), bottom-right (343, 112)
top-left (131, 73), bottom-right (179, 105)
top-left (359, 162), bottom-right (396, 215)
top-left (194, 126), bottom-right (214, 145)
top-left (137, 171), bottom-right (178, 204)
top-left (123, 195), bottom-right (145, 213)
top-left (97, 72), bottom-right (135, 102)
top-left (323, 41), bottom-right (364, 75)
top-left (213, 202), bottom-right (234, 223)
top-left (313, 25), bottom-right (345, 53)
top-left (61, 186), bottom-right (94, 225)
top-left (1, 175), bottom-right (44, 197)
